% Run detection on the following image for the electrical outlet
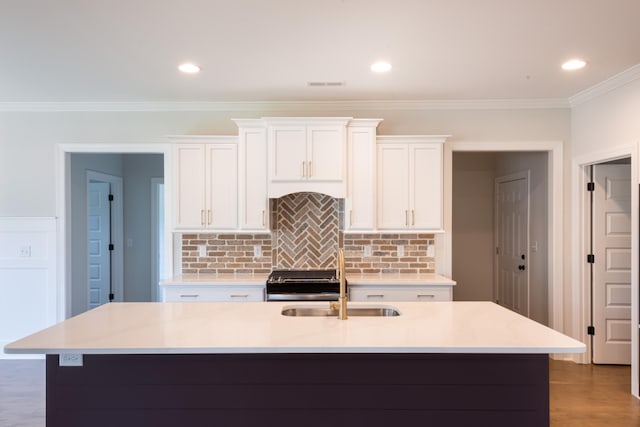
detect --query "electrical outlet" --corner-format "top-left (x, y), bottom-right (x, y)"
top-left (18, 246), bottom-right (31, 257)
top-left (426, 244), bottom-right (435, 258)
top-left (198, 245), bottom-right (207, 257)
top-left (253, 245), bottom-right (262, 258)
top-left (59, 353), bottom-right (83, 367)
top-left (397, 245), bottom-right (404, 257)
top-left (363, 245), bottom-right (372, 257)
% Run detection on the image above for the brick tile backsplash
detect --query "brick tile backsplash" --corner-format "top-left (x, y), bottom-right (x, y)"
top-left (180, 195), bottom-right (436, 275)
top-left (181, 233), bottom-right (272, 274)
top-left (343, 233), bottom-right (435, 274)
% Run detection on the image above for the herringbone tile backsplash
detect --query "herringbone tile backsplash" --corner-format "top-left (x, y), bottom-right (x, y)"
top-left (181, 192), bottom-right (435, 274)
top-left (271, 192), bottom-right (343, 269)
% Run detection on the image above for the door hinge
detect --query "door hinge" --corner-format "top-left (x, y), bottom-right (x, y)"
top-left (108, 244), bottom-right (114, 251)
top-left (587, 182), bottom-right (595, 192)
top-left (109, 293), bottom-right (114, 301)
top-left (108, 194), bottom-right (114, 201)
top-left (587, 254), bottom-right (595, 264)
top-left (587, 326), bottom-right (595, 336)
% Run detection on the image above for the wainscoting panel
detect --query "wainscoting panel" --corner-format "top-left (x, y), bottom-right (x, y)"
top-left (0, 218), bottom-right (57, 359)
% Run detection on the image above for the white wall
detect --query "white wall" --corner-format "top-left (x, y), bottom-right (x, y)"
top-left (0, 108), bottom-right (570, 217)
top-left (0, 218), bottom-right (56, 359)
top-left (571, 76), bottom-right (640, 395)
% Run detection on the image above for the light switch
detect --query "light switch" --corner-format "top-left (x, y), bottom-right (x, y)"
top-left (198, 245), bottom-right (207, 257)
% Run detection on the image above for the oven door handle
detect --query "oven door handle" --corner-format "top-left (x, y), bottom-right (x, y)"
top-left (266, 293), bottom-right (341, 301)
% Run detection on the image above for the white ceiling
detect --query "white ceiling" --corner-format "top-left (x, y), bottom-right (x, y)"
top-left (1, 0), bottom-right (639, 103)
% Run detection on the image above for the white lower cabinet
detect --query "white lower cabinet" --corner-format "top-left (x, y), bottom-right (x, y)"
top-left (349, 285), bottom-right (452, 302)
top-left (162, 285), bottom-right (265, 302)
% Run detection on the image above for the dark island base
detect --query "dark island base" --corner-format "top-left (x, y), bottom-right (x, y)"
top-left (46, 353), bottom-right (549, 427)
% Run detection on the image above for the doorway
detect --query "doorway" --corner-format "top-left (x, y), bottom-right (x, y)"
top-left (451, 150), bottom-right (551, 325)
top-left (58, 145), bottom-right (172, 319)
top-left (87, 171), bottom-right (123, 309)
top-left (588, 160), bottom-right (632, 365)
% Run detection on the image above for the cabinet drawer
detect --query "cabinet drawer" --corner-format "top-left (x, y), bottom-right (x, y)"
top-left (162, 286), bottom-right (265, 302)
top-left (349, 286), bottom-right (451, 302)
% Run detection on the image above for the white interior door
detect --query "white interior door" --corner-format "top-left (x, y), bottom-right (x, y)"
top-left (592, 163), bottom-right (631, 365)
top-left (495, 173), bottom-right (530, 317)
top-left (88, 181), bottom-right (111, 309)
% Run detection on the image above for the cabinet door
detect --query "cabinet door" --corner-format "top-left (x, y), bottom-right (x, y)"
top-left (206, 144), bottom-right (238, 229)
top-left (174, 144), bottom-right (206, 229)
top-left (377, 144), bottom-right (409, 229)
top-left (307, 126), bottom-right (344, 181)
top-left (240, 128), bottom-right (268, 229)
top-left (270, 126), bottom-right (306, 181)
top-left (162, 285), bottom-right (265, 302)
top-left (347, 127), bottom-right (375, 229)
top-left (410, 143), bottom-right (442, 230)
top-left (349, 286), bottom-right (451, 301)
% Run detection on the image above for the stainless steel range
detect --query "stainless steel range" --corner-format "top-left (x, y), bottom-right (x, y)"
top-left (266, 269), bottom-right (344, 301)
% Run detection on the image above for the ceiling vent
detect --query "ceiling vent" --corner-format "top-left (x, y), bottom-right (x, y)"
top-left (307, 81), bottom-right (346, 87)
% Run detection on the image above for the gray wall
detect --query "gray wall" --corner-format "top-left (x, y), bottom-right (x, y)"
top-left (452, 152), bottom-right (497, 301)
top-left (70, 153), bottom-right (163, 315)
top-left (122, 154), bottom-right (164, 302)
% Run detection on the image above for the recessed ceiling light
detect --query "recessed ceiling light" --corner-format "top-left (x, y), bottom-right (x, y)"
top-left (178, 63), bottom-right (201, 74)
top-left (371, 61), bottom-right (392, 73)
top-left (561, 59), bottom-right (587, 71)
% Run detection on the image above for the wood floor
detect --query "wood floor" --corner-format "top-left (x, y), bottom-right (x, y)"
top-left (0, 358), bottom-right (638, 426)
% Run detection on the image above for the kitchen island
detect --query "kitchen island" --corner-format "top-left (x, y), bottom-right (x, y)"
top-left (5, 301), bottom-right (584, 427)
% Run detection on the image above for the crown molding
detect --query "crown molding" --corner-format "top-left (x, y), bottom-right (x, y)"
top-left (0, 98), bottom-right (570, 113)
top-left (569, 64), bottom-right (640, 107)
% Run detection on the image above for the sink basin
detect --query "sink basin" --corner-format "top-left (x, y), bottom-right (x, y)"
top-left (281, 305), bottom-right (400, 317)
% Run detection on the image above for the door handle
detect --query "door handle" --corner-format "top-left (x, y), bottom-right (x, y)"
top-left (518, 265), bottom-right (526, 271)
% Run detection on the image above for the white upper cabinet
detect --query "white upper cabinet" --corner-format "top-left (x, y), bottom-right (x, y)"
top-left (346, 119), bottom-right (383, 230)
top-left (265, 117), bottom-right (351, 198)
top-left (234, 120), bottom-right (269, 230)
top-left (171, 136), bottom-right (238, 230)
top-left (377, 136), bottom-right (448, 231)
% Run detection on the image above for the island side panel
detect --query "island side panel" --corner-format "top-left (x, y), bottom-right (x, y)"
top-left (46, 353), bottom-right (549, 427)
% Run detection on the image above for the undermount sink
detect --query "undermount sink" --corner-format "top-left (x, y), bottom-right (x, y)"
top-left (281, 305), bottom-right (401, 317)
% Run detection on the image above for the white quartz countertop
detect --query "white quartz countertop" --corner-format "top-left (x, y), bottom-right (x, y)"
top-left (346, 273), bottom-right (455, 286)
top-left (160, 273), bottom-right (455, 286)
top-left (5, 301), bottom-right (584, 355)
top-left (160, 273), bottom-right (268, 285)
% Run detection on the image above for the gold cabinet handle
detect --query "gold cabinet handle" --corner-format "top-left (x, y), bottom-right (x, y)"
top-left (308, 161), bottom-right (313, 177)
top-left (208, 209), bottom-right (212, 225)
top-left (349, 209), bottom-right (353, 226)
top-left (412, 210), bottom-right (415, 226)
top-left (366, 294), bottom-right (385, 299)
top-left (405, 210), bottom-right (409, 226)
top-left (201, 209), bottom-right (205, 226)
top-left (301, 161), bottom-right (306, 178)
top-left (179, 294), bottom-right (199, 298)
top-left (262, 209), bottom-right (266, 226)
top-left (230, 294), bottom-right (249, 298)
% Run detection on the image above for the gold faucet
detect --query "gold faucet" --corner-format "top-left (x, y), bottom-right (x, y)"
top-left (330, 249), bottom-right (347, 319)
